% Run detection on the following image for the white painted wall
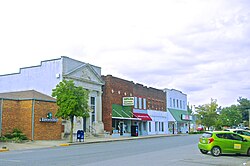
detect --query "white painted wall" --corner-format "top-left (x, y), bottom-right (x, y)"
top-left (164, 88), bottom-right (187, 111)
top-left (0, 58), bottom-right (62, 95)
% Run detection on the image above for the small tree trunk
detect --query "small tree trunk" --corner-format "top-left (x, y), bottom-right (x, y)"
top-left (70, 115), bottom-right (74, 143)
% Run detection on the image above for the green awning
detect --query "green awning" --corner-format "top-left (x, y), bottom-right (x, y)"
top-left (112, 104), bottom-right (133, 118)
top-left (168, 108), bottom-right (193, 122)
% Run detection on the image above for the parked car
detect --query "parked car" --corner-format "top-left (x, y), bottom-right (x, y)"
top-left (224, 129), bottom-right (250, 140)
top-left (198, 131), bottom-right (250, 157)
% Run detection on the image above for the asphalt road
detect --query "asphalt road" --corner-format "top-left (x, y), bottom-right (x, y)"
top-left (0, 134), bottom-right (249, 166)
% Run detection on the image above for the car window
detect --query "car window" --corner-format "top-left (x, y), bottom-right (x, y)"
top-left (201, 133), bottom-right (212, 138)
top-left (230, 134), bottom-right (243, 141)
top-left (242, 131), bottom-right (250, 136)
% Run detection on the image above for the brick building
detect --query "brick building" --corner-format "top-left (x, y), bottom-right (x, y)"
top-left (0, 90), bottom-right (62, 140)
top-left (102, 75), bottom-right (168, 137)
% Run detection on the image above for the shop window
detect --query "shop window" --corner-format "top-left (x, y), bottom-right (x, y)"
top-left (149, 122), bottom-right (151, 132)
top-left (162, 122), bottom-right (164, 132)
top-left (91, 97), bottom-right (95, 123)
top-left (143, 122), bottom-right (146, 131)
top-left (155, 122), bottom-right (158, 132)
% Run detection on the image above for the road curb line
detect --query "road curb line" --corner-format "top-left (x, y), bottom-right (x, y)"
top-left (59, 143), bottom-right (70, 146)
top-left (0, 148), bottom-right (9, 152)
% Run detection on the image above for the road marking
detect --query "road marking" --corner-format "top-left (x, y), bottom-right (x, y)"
top-left (0, 159), bottom-right (21, 162)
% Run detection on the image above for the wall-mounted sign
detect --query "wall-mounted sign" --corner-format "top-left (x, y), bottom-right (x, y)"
top-left (123, 97), bottom-right (134, 106)
top-left (40, 112), bottom-right (58, 123)
top-left (181, 114), bottom-right (193, 121)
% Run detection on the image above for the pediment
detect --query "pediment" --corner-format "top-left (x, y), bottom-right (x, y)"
top-left (64, 64), bottom-right (104, 85)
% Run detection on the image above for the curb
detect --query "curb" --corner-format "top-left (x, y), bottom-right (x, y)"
top-left (0, 148), bottom-right (9, 152)
top-left (59, 143), bottom-right (70, 146)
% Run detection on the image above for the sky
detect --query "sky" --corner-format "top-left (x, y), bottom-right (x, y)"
top-left (0, 0), bottom-right (250, 107)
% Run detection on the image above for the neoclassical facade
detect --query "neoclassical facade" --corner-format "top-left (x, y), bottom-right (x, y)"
top-left (0, 56), bottom-right (105, 136)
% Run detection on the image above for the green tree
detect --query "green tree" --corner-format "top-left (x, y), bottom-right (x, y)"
top-left (196, 99), bottom-right (219, 130)
top-left (237, 97), bottom-right (250, 125)
top-left (52, 80), bottom-right (90, 143)
top-left (219, 105), bottom-right (242, 128)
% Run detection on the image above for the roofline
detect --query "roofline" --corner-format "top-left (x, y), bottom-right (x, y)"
top-left (0, 97), bottom-right (56, 103)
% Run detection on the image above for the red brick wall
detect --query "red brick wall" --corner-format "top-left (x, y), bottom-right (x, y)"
top-left (102, 75), bottom-right (134, 133)
top-left (102, 75), bottom-right (166, 133)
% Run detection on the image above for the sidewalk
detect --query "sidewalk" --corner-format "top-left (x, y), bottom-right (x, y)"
top-left (0, 134), bottom-right (177, 151)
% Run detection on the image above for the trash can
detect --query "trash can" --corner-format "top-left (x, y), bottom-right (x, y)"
top-left (131, 125), bottom-right (138, 137)
top-left (77, 130), bottom-right (84, 142)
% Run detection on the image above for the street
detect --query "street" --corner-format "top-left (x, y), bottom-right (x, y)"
top-left (0, 134), bottom-right (249, 166)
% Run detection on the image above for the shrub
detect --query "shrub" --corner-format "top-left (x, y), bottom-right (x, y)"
top-left (0, 128), bottom-right (28, 142)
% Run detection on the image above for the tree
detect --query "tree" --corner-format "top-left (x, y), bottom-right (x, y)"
top-left (237, 97), bottom-right (250, 125)
top-left (196, 99), bottom-right (219, 130)
top-left (52, 80), bottom-right (90, 143)
top-left (219, 105), bottom-right (242, 128)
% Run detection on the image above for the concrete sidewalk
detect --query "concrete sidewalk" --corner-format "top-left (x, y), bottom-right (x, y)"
top-left (0, 134), bottom-right (176, 151)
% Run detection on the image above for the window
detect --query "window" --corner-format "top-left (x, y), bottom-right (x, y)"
top-left (183, 101), bottom-right (185, 109)
top-left (149, 122), bottom-right (151, 132)
top-left (170, 98), bottom-right (172, 107)
top-left (177, 99), bottom-right (179, 108)
top-left (134, 97), bottom-right (138, 108)
top-left (162, 122), bottom-right (164, 132)
top-left (143, 98), bottom-right (146, 109)
top-left (91, 97), bottom-right (95, 123)
top-left (143, 122), bottom-right (146, 131)
top-left (139, 98), bottom-right (142, 109)
top-left (155, 122), bottom-right (157, 131)
top-left (173, 99), bottom-right (176, 107)
top-left (180, 100), bottom-right (182, 109)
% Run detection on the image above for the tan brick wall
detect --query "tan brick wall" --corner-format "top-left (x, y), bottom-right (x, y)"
top-left (1, 99), bottom-right (61, 140)
top-left (34, 101), bottom-right (61, 140)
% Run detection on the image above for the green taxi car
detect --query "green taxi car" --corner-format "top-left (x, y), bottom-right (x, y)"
top-left (198, 131), bottom-right (250, 157)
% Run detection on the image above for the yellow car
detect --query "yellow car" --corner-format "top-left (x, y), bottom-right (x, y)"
top-left (225, 129), bottom-right (250, 140)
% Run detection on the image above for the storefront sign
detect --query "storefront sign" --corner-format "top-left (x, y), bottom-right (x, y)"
top-left (123, 97), bottom-right (134, 106)
top-left (181, 114), bottom-right (193, 121)
top-left (40, 112), bottom-right (58, 123)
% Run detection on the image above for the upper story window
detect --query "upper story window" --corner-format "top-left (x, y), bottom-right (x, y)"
top-left (176, 99), bottom-right (179, 108)
top-left (170, 98), bottom-right (172, 107)
top-left (139, 98), bottom-right (142, 109)
top-left (173, 99), bottom-right (176, 108)
top-left (134, 97), bottom-right (138, 108)
top-left (143, 98), bottom-right (146, 109)
top-left (180, 100), bottom-right (182, 109)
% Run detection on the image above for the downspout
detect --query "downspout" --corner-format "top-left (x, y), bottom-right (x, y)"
top-left (31, 99), bottom-right (35, 141)
top-left (0, 98), bottom-right (3, 136)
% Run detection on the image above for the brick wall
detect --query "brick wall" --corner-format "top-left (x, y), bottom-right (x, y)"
top-left (102, 75), bottom-right (134, 133)
top-left (1, 99), bottom-right (61, 140)
top-left (34, 100), bottom-right (61, 140)
top-left (102, 75), bottom-right (166, 133)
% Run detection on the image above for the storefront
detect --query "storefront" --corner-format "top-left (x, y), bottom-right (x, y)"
top-left (167, 108), bottom-right (192, 134)
top-left (112, 104), bottom-right (139, 137)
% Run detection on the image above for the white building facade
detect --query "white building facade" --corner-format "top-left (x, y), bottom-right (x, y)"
top-left (0, 56), bottom-right (105, 136)
top-left (164, 89), bottom-right (192, 134)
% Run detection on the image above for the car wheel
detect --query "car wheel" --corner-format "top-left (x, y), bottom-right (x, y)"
top-left (247, 148), bottom-right (250, 156)
top-left (211, 146), bottom-right (221, 157)
top-left (200, 149), bottom-right (208, 154)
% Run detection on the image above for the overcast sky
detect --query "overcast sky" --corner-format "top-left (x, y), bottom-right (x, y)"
top-left (0, 0), bottom-right (249, 107)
